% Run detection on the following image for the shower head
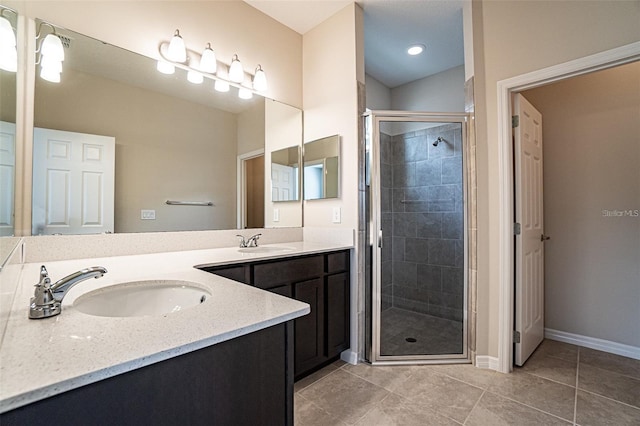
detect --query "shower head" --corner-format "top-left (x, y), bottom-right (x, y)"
top-left (433, 137), bottom-right (445, 147)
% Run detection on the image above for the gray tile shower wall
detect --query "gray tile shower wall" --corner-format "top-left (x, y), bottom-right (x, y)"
top-left (381, 123), bottom-right (464, 322)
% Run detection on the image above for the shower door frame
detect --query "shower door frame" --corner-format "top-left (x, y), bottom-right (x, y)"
top-left (366, 110), bottom-right (471, 365)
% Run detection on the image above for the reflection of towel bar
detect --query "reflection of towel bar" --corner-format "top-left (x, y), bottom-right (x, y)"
top-left (166, 200), bottom-right (214, 206)
top-left (400, 199), bottom-right (451, 203)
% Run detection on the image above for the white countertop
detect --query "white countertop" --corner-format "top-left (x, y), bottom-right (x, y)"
top-left (0, 241), bottom-right (352, 413)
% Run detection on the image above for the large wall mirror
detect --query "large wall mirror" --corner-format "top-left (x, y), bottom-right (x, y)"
top-left (26, 20), bottom-right (302, 235)
top-left (303, 135), bottom-right (340, 200)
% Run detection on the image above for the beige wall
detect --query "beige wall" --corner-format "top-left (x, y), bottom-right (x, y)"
top-left (35, 68), bottom-right (238, 232)
top-left (522, 62), bottom-right (640, 347)
top-left (391, 65), bottom-right (465, 113)
top-left (265, 100), bottom-right (303, 228)
top-left (0, 72), bottom-right (16, 122)
top-left (8, 0), bottom-right (302, 108)
top-left (364, 74), bottom-right (391, 110)
top-left (473, 0), bottom-right (640, 357)
top-left (302, 3), bottom-right (362, 230)
top-left (237, 101), bottom-right (265, 156)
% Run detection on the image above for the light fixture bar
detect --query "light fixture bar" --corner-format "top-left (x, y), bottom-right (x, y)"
top-left (157, 40), bottom-right (266, 97)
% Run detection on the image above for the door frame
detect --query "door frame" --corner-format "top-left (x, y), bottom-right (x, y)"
top-left (496, 41), bottom-right (640, 373)
top-left (236, 149), bottom-right (264, 229)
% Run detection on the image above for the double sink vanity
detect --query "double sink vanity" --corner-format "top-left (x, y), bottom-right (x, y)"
top-left (0, 238), bottom-right (352, 425)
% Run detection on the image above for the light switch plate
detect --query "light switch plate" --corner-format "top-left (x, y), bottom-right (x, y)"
top-left (273, 208), bottom-right (280, 222)
top-left (332, 207), bottom-right (341, 223)
top-left (141, 209), bottom-right (156, 220)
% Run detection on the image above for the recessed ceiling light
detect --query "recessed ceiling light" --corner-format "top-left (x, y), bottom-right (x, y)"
top-left (407, 44), bottom-right (425, 56)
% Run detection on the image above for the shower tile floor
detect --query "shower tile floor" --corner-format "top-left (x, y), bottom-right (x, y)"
top-left (380, 307), bottom-right (463, 356)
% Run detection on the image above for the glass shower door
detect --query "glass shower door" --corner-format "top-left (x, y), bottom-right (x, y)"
top-left (366, 112), bottom-right (469, 363)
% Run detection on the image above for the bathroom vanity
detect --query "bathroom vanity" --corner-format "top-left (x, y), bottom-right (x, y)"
top-left (200, 249), bottom-right (351, 380)
top-left (0, 241), bottom-right (352, 425)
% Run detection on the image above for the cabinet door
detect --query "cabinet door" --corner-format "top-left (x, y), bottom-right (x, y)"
top-left (326, 272), bottom-right (350, 356)
top-left (204, 265), bottom-right (250, 284)
top-left (269, 284), bottom-right (292, 298)
top-left (293, 278), bottom-right (325, 378)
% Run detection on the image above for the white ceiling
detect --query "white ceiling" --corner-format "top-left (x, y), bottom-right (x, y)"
top-left (245, 0), bottom-right (465, 88)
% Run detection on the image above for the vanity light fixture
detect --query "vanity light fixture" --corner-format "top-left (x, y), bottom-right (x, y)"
top-left (228, 54), bottom-right (244, 83)
top-left (167, 29), bottom-right (187, 62)
top-left (252, 65), bottom-right (268, 92)
top-left (158, 29), bottom-right (268, 99)
top-left (0, 9), bottom-right (17, 72)
top-left (187, 58), bottom-right (204, 84)
top-left (156, 60), bottom-right (175, 75)
top-left (36, 22), bottom-right (66, 83)
top-left (199, 43), bottom-right (216, 74)
top-left (238, 85), bottom-right (253, 100)
top-left (214, 79), bottom-right (230, 92)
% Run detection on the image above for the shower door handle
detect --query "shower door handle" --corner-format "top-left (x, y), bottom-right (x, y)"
top-left (378, 230), bottom-right (383, 248)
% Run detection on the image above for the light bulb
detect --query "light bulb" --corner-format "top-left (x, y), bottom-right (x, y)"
top-left (214, 80), bottom-right (230, 92)
top-left (40, 65), bottom-right (61, 83)
top-left (187, 69), bottom-right (204, 84)
top-left (0, 16), bottom-right (16, 47)
top-left (167, 29), bottom-right (186, 62)
top-left (252, 65), bottom-right (268, 92)
top-left (229, 54), bottom-right (244, 83)
top-left (0, 44), bottom-right (17, 72)
top-left (41, 55), bottom-right (62, 73)
top-left (407, 44), bottom-right (425, 56)
top-left (200, 43), bottom-right (217, 74)
top-left (238, 86), bottom-right (253, 100)
top-left (41, 34), bottom-right (65, 61)
top-left (156, 60), bottom-right (175, 75)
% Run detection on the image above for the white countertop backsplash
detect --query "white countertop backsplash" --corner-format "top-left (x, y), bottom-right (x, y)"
top-left (0, 231), bottom-right (354, 414)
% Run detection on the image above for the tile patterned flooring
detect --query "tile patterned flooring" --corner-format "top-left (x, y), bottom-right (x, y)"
top-left (380, 308), bottom-right (463, 356)
top-left (294, 340), bottom-right (640, 425)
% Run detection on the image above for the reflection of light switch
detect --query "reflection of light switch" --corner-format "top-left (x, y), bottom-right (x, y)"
top-left (273, 208), bottom-right (280, 222)
top-left (141, 210), bottom-right (155, 220)
top-left (332, 207), bottom-right (341, 223)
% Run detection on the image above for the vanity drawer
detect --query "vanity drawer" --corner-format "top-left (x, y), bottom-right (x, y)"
top-left (253, 255), bottom-right (323, 289)
top-left (326, 250), bottom-right (349, 274)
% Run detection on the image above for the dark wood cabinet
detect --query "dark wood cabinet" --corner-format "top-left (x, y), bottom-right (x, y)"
top-left (201, 250), bottom-right (350, 380)
top-left (1, 322), bottom-right (294, 426)
top-left (294, 278), bottom-right (325, 375)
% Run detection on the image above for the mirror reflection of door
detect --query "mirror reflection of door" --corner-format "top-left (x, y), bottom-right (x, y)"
top-left (244, 155), bottom-right (264, 228)
top-left (32, 127), bottom-right (115, 235)
top-left (0, 121), bottom-right (16, 236)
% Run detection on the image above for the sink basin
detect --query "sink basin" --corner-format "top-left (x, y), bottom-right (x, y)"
top-left (73, 280), bottom-right (211, 318)
top-left (238, 246), bottom-right (295, 254)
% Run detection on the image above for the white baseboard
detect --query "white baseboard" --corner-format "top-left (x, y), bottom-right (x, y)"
top-left (545, 328), bottom-right (640, 360)
top-left (340, 349), bottom-right (358, 365)
top-left (475, 355), bottom-right (499, 371)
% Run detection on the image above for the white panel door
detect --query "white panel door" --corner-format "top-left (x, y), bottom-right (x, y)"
top-left (514, 93), bottom-right (545, 366)
top-left (271, 163), bottom-right (295, 201)
top-left (32, 128), bottom-right (115, 235)
top-left (0, 121), bottom-right (16, 236)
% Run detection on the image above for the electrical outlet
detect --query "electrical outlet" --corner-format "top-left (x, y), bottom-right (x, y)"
top-left (332, 207), bottom-right (341, 223)
top-left (141, 209), bottom-right (156, 220)
top-left (273, 208), bottom-right (280, 222)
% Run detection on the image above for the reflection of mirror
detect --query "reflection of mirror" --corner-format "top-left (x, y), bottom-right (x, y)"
top-left (0, 6), bottom-right (17, 238)
top-left (303, 135), bottom-right (340, 200)
top-left (271, 146), bottom-right (300, 202)
top-left (30, 21), bottom-right (302, 235)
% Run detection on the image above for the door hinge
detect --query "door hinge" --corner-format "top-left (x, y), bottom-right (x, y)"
top-left (513, 223), bottom-right (521, 235)
top-left (513, 330), bottom-right (521, 343)
top-left (512, 115), bottom-right (520, 128)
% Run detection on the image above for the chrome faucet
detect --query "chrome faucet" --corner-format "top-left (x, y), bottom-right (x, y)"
top-left (236, 233), bottom-right (262, 248)
top-left (29, 265), bottom-right (108, 319)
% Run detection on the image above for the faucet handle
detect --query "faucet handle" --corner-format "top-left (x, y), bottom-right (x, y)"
top-left (248, 233), bottom-right (262, 247)
top-left (236, 234), bottom-right (247, 248)
top-left (37, 265), bottom-right (51, 287)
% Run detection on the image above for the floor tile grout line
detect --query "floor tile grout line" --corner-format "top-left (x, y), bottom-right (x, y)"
top-left (573, 347), bottom-right (580, 425)
top-left (484, 390), bottom-right (575, 424)
top-left (577, 360), bottom-right (640, 382)
top-left (295, 365), bottom-right (343, 394)
top-left (517, 368), bottom-right (577, 388)
top-left (462, 388), bottom-right (486, 425)
top-left (299, 393), bottom-right (348, 425)
top-left (578, 388), bottom-right (640, 411)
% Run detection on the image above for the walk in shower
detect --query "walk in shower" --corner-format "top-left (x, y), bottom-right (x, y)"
top-left (365, 111), bottom-right (469, 364)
